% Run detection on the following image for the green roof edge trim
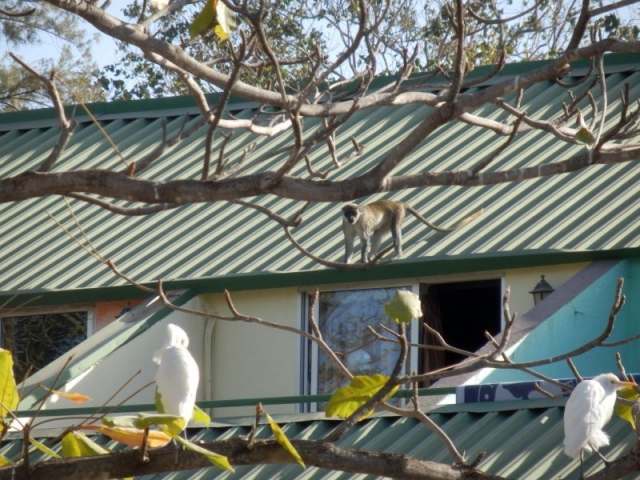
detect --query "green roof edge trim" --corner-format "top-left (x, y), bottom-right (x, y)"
top-left (3, 246), bottom-right (638, 308)
top-left (18, 289), bottom-right (199, 410)
top-left (2, 52), bottom-right (638, 126)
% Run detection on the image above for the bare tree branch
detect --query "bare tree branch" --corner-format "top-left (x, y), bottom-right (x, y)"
top-left (0, 436), bottom-right (508, 480)
top-left (9, 54), bottom-right (76, 173)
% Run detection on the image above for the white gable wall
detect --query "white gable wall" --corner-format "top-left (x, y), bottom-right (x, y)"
top-left (25, 297), bottom-right (205, 430)
top-left (199, 288), bottom-right (300, 418)
top-left (20, 263), bottom-right (590, 427)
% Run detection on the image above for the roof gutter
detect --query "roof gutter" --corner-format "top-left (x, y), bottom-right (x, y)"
top-left (2, 247), bottom-right (639, 308)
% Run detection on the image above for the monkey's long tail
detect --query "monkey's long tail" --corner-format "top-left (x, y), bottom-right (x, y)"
top-left (407, 207), bottom-right (484, 232)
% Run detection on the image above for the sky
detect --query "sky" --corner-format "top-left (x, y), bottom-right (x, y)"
top-left (3, 0), bottom-right (132, 70)
top-left (87, 0), bottom-right (131, 67)
top-left (4, 2), bottom-right (640, 86)
top-left (84, 0), bottom-right (132, 68)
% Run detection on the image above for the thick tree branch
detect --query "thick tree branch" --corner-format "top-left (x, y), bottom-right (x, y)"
top-left (0, 437), bottom-right (506, 480)
top-left (38, 2), bottom-right (640, 117)
top-left (3, 144), bottom-right (639, 206)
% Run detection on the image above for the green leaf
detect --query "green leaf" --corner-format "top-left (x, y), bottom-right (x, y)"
top-left (384, 290), bottom-right (422, 324)
top-left (29, 437), bottom-right (61, 459)
top-left (173, 434), bottom-right (234, 471)
top-left (325, 374), bottom-right (399, 419)
top-left (616, 386), bottom-right (640, 428)
top-left (193, 404), bottom-right (211, 425)
top-left (61, 431), bottom-right (110, 458)
top-left (83, 425), bottom-right (171, 448)
top-left (155, 388), bottom-right (165, 414)
top-left (264, 411), bottom-right (305, 469)
top-left (189, 0), bottom-right (215, 38)
top-left (137, 413), bottom-right (186, 436)
top-left (213, 0), bottom-right (237, 41)
top-left (0, 349), bottom-right (19, 418)
top-left (102, 415), bottom-right (138, 429)
top-left (61, 432), bottom-right (81, 458)
top-left (575, 109), bottom-right (596, 147)
top-left (189, 0), bottom-right (237, 41)
top-left (575, 127), bottom-right (596, 146)
top-left (104, 412), bottom-right (186, 435)
top-left (156, 388), bottom-right (205, 425)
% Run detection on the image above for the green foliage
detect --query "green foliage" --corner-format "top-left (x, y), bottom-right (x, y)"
top-left (156, 387), bottom-right (211, 425)
top-left (0, 348), bottom-right (19, 419)
top-left (154, 388), bottom-right (165, 414)
top-left (61, 431), bottom-right (110, 458)
top-left (193, 404), bottom-right (212, 424)
top-left (0, 1), bottom-right (104, 111)
top-left (103, 413), bottom-right (187, 435)
top-left (575, 126), bottom-right (596, 147)
top-left (616, 386), bottom-right (640, 429)
top-left (137, 413), bottom-right (187, 436)
top-left (325, 374), bottom-right (398, 419)
top-left (98, 0), bottom-right (324, 100)
top-left (101, 415), bottom-right (139, 429)
top-left (188, 0), bottom-right (236, 41)
top-left (84, 423), bottom-right (172, 448)
top-left (264, 410), bottom-right (305, 469)
top-left (173, 434), bottom-right (235, 471)
top-left (189, 0), bottom-right (216, 38)
top-left (29, 437), bottom-right (61, 459)
top-left (384, 290), bottom-right (422, 324)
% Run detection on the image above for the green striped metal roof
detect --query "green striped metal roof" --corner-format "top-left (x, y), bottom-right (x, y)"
top-left (1, 54), bottom-right (640, 301)
top-left (3, 398), bottom-right (638, 479)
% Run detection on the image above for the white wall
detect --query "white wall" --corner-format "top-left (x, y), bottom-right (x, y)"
top-left (504, 263), bottom-right (588, 317)
top-left (196, 264), bottom-right (588, 418)
top-left (22, 262), bottom-right (590, 427)
top-left (27, 297), bottom-right (205, 430)
top-left (199, 288), bottom-right (300, 418)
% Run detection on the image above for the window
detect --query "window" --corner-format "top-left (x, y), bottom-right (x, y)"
top-left (419, 279), bottom-right (502, 380)
top-left (0, 310), bottom-right (91, 382)
top-left (302, 279), bottom-right (502, 401)
top-left (303, 287), bottom-right (417, 404)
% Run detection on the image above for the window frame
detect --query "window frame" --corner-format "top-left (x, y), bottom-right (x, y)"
top-left (299, 275), bottom-right (505, 411)
top-left (0, 304), bottom-right (95, 380)
top-left (300, 283), bottom-right (420, 411)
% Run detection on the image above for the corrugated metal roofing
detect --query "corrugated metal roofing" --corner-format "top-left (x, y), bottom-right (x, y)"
top-left (1, 54), bottom-right (640, 294)
top-left (4, 399), bottom-right (639, 479)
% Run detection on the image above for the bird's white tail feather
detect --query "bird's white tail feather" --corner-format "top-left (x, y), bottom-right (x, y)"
top-left (588, 430), bottom-right (610, 451)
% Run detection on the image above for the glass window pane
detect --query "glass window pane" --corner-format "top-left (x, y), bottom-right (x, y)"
top-left (1, 312), bottom-right (88, 382)
top-left (316, 287), bottom-right (410, 395)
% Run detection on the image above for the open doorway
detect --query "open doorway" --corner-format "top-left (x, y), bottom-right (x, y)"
top-left (419, 279), bottom-right (502, 378)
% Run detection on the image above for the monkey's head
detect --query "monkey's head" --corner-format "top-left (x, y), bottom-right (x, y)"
top-left (342, 204), bottom-right (360, 224)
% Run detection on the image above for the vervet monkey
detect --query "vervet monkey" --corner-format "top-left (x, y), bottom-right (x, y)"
top-left (341, 200), bottom-right (483, 263)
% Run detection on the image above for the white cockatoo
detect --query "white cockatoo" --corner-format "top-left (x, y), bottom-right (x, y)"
top-left (153, 323), bottom-right (199, 425)
top-left (563, 373), bottom-right (636, 460)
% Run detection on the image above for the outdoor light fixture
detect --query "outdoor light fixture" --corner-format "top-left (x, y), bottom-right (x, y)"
top-left (529, 275), bottom-right (555, 306)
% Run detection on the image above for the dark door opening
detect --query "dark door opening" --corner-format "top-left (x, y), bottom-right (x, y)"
top-left (419, 279), bottom-right (501, 376)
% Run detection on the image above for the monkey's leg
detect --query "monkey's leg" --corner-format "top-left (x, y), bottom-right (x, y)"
top-left (369, 232), bottom-right (384, 261)
top-left (343, 229), bottom-right (356, 263)
top-left (390, 226), bottom-right (402, 258)
top-left (360, 235), bottom-right (371, 263)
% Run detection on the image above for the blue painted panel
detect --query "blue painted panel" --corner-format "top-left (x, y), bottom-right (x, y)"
top-left (482, 259), bottom-right (640, 384)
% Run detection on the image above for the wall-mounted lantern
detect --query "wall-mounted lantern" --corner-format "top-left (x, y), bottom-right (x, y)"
top-left (529, 275), bottom-right (555, 305)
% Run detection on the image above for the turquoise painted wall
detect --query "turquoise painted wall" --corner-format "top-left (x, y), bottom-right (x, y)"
top-left (481, 259), bottom-right (640, 383)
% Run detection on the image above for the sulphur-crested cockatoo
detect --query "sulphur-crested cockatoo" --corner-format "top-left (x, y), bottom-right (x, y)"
top-left (153, 323), bottom-right (199, 425)
top-left (563, 373), bottom-right (636, 460)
